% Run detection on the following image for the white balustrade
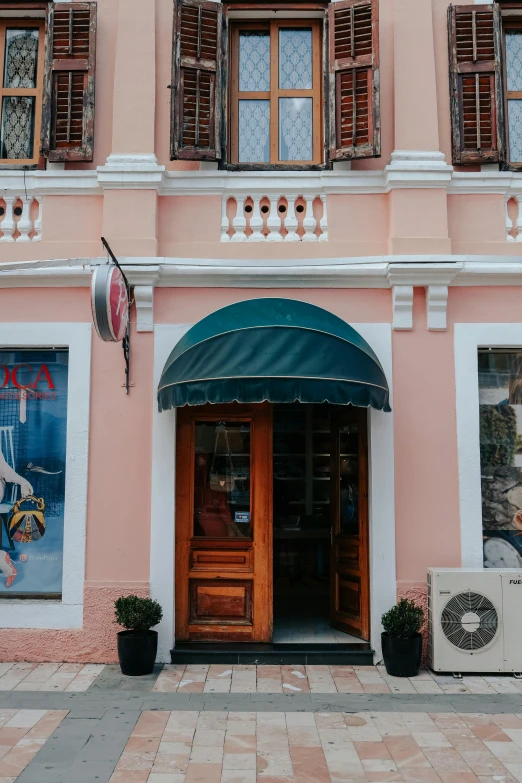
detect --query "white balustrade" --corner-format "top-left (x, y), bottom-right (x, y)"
top-left (223, 193), bottom-right (326, 241)
top-left (0, 195), bottom-right (41, 242)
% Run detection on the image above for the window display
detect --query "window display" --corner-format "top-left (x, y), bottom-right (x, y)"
top-left (478, 349), bottom-right (522, 568)
top-left (0, 350), bottom-right (68, 596)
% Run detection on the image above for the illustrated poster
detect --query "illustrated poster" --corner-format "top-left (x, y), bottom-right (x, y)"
top-left (0, 351), bottom-right (68, 595)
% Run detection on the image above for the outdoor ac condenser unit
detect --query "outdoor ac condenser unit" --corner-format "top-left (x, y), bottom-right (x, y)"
top-left (428, 568), bottom-right (522, 674)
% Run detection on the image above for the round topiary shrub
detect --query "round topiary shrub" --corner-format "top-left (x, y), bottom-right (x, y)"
top-left (114, 595), bottom-right (163, 633)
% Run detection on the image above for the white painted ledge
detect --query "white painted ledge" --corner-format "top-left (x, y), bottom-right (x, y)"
top-left (1, 151), bottom-right (522, 197)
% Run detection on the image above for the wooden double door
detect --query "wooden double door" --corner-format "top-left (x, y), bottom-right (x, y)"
top-left (175, 403), bottom-right (369, 643)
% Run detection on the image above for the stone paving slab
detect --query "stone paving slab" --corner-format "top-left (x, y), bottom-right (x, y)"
top-left (8, 707), bottom-right (522, 783)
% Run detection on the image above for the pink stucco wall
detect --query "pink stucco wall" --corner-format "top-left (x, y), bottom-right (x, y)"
top-left (1, 0), bottom-right (522, 659)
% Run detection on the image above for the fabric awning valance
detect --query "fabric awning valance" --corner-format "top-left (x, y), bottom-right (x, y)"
top-left (158, 298), bottom-right (391, 412)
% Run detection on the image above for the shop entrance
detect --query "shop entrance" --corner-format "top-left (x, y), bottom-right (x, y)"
top-left (175, 402), bottom-right (369, 644)
top-left (272, 403), bottom-right (369, 642)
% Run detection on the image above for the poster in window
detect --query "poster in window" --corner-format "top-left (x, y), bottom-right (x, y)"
top-left (478, 350), bottom-right (522, 568)
top-left (0, 350), bottom-right (68, 596)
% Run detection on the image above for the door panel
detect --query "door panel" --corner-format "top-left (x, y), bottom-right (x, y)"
top-left (176, 403), bottom-right (272, 642)
top-left (330, 407), bottom-right (370, 640)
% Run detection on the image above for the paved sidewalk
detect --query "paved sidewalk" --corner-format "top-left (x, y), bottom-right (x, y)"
top-left (3, 665), bottom-right (522, 782)
top-left (3, 662), bottom-right (522, 695)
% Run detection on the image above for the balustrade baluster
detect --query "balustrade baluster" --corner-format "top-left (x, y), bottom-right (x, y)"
top-left (1, 196), bottom-right (16, 242)
top-left (248, 196), bottom-right (264, 241)
top-left (284, 196), bottom-right (300, 241)
top-left (231, 196), bottom-right (247, 242)
top-left (17, 198), bottom-right (32, 242)
top-left (302, 195), bottom-right (317, 241)
top-left (266, 194), bottom-right (283, 241)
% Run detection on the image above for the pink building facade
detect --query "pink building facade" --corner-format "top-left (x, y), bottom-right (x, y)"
top-left (0, 0), bottom-right (521, 663)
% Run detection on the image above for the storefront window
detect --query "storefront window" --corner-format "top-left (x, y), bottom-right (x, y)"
top-left (478, 349), bottom-right (522, 568)
top-left (193, 420), bottom-right (251, 538)
top-left (0, 350), bottom-right (68, 597)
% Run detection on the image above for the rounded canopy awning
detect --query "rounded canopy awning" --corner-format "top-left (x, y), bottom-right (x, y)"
top-left (158, 298), bottom-right (391, 412)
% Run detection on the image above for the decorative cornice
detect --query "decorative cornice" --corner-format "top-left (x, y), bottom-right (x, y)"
top-left (1, 255), bottom-right (521, 331)
top-left (2, 151), bottom-right (522, 198)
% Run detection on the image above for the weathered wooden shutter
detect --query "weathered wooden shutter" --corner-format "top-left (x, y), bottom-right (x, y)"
top-left (448, 4), bottom-right (505, 165)
top-left (328, 0), bottom-right (380, 161)
top-left (41, 2), bottom-right (96, 162)
top-left (171, 0), bottom-right (223, 161)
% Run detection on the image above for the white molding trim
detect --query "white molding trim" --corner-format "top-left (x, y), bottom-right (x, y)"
top-left (454, 324), bottom-right (522, 569)
top-left (4, 150), bottom-right (522, 196)
top-left (0, 323), bottom-right (92, 629)
top-left (98, 154), bottom-right (165, 190)
top-left (391, 285), bottom-right (413, 330)
top-left (385, 151), bottom-right (453, 190)
top-left (151, 324), bottom-right (190, 661)
top-left (150, 320), bottom-right (395, 661)
top-left (357, 323), bottom-right (396, 661)
top-left (2, 257), bottom-right (522, 298)
top-left (426, 285), bottom-right (449, 331)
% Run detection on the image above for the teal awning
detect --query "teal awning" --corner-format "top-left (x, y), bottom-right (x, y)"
top-left (158, 298), bottom-right (390, 412)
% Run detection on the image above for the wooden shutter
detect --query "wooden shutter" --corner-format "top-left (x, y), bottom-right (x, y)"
top-left (328, 0), bottom-right (380, 161)
top-left (171, 0), bottom-right (224, 161)
top-left (448, 4), bottom-right (505, 165)
top-left (41, 2), bottom-right (96, 162)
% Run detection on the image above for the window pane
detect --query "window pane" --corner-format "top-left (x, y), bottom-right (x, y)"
top-left (506, 31), bottom-right (522, 92)
top-left (279, 28), bottom-right (312, 90)
top-left (194, 421), bottom-right (252, 538)
top-left (3, 29), bottom-right (39, 89)
top-left (339, 424), bottom-right (359, 536)
top-left (279, 97), bottom-right (312, 161)
top-left (0, 96), bottom-right (35, 159)
top-left (239, 31), bottom-right (270, 92)
top-left (478, 350), bottom-right (522, 568)
top-left (238, 99), bottom-right (270, 162)
top-left (508, 100), bottom-right (522, 162)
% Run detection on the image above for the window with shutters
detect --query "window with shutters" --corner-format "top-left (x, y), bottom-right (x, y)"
top-left (503, 20), bottom-right (522, 166)
top-left (229, 20), bottom-right (322, 165)
top-left (0, 21), bottom-right (45, 165)
top-left (0, 2), bottom-right (96, 168)
top-left (171, 0), bottom-right (380, 169)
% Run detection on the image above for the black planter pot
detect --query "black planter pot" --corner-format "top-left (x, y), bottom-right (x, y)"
top-left (381, 632), bottom-right (422, 677)
top-left (117, 630), bottom-right (158, 676)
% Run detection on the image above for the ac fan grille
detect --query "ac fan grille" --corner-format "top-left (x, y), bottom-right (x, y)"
top-left (440, 590), bottom-right (498, 651)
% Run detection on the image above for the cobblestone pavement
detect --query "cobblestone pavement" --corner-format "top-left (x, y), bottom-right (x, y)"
top-left (3, 665), bottom-right (522, 782)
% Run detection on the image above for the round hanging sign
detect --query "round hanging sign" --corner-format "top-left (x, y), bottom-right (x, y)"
top-left (91, 264), bottom-right (129, 342)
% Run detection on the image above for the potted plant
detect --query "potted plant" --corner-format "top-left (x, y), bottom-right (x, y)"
top-left (115, 595), bottom-right (163, 676)
top-left (381, 598), bottom-right (424, 677)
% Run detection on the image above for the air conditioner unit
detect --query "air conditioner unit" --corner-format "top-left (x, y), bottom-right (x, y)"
top-left (428, 568), bottom-right (522, 674)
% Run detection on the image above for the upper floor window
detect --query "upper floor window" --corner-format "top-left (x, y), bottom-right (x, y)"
top-left (0, 22), bottom-right (45, 165)
top-left (230, 21), bottom-right (322, 165)
top-left (170, 0), bottom-right (380, 170)
top-left (0, 2), bottom-right (97, 168)
top-left (448, 2), bottom-right (522, 169)
top-left (503, 22), bottom-right (522, 165)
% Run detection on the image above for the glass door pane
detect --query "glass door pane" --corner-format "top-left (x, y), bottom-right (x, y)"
top-left (339, 423), bottom-right (359, 536)
top-left (194, 420), bottom-right (252, 538)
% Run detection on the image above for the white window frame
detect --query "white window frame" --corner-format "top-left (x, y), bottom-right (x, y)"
top-left (455, 322), bottom-right (522, 568)
top-left (0, 322), bottom-right (91, 629)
